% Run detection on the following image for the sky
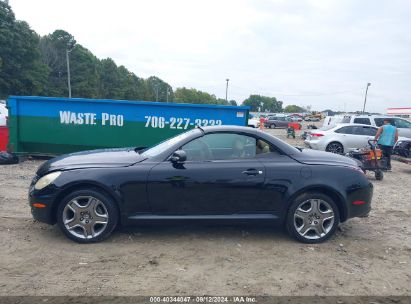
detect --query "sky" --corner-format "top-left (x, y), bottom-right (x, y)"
top-left (9, 0), bottom-right (411, 113)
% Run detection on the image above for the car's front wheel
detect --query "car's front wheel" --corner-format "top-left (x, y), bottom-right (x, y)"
top-left (57, 189), bottom-right (118, 243)
top-left (286, 192), bottom-right (340, 243)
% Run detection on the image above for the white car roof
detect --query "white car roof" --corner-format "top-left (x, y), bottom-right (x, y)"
top-left (334, 123), bottom-right (377, 128)
top-left (321, 123), bottom-right (377, 131)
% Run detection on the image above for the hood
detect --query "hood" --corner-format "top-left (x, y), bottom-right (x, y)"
top-left (292, 148), bottom-right (360, 167)
top-left (37, 148), bottom-right (146, 176)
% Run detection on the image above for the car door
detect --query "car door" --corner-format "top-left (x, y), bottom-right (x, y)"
top-left (146, 133), bottom-right (266, 215)
top-left (394, 118), bottom-right (411, 138)
top-left (346, 126), bottom-right (376, 150)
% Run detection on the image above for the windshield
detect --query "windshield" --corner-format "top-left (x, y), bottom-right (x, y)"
top-left (140, 129), bottom-right (200, 158)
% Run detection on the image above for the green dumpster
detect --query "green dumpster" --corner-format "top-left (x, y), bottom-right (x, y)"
top-left (7, 96), bottom-right (250, 155)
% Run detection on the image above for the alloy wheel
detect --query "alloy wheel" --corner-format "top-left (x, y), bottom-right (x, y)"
top-left (62, 196), bottom-right (109, 239)
top-left (293, 199), bottom-right (335, 240)
top-left (327, 143), bottom-right (343, 154)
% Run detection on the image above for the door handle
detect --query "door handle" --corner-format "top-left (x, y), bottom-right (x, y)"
top-left (242, 169), bottom-right (263, 176)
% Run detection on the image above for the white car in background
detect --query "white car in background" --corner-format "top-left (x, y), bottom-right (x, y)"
top-left (0, 102), bottom-right (8, 127)
top-left (305, 123), bottom-right (378, 154)
top-left (247, 114), bottom-right (260, 128)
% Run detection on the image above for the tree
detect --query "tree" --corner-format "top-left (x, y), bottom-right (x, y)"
top-left (70, 45), bottom-right (100, 98)
top-left (284, 105), bottom-right (305, 113)
top-left (38, 30), bottom-right (77, 97)
top-left (173, 87), bottom-right (232, 105)
top-left (98, 58), bottom-right (122, 99)
top-left (0, 1), bottom-right (48, 98)
top-left (242, 95), bottom-right (282, 112)
top-left (229, 100), bottom-right (238, 106)
top-left (0, 2), bottom-right (238, 105)
top-left (144, 76), bottom-right (173, 102)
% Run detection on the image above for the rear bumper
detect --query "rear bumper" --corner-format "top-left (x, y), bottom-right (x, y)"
top-left (304, 140), bottom-right (323, 150)
top-left (345, 181), bottom-right (373, 220)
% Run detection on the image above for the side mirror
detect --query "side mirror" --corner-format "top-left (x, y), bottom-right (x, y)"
top-left (170, 150), bottom-right (187, 163)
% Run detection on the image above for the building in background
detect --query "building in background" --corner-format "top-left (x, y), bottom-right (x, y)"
top-left (387, 108), bottom-right (411, 119)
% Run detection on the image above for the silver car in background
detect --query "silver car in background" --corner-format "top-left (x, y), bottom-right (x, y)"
top-left (304, 123), bottom-right (378, 154)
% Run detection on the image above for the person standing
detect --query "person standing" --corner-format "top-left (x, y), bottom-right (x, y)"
top-left (374, 118), bottom-right (398, 170)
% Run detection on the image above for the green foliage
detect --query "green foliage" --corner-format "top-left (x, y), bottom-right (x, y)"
top-left (284, 105), bottom-right (305, 113)
top-left (0, 2), bottom-right (272, 108)
top-left (173, 87), bottom-right (236, 105)
top-left (0, 1), bottom-right (48, 98)
top-left (38, 30), bottom-right (76, 96)
top-left (144, 76), bottom-right (173, 102)
top-left (243, 95), bottom-right (282, 112)
top-left (70, 45), bottom-right (99, 98)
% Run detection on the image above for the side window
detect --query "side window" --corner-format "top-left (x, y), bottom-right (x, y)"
top-left (256, 139), bottom-right (279, 157)
top-left (374, 118), bottom-right (385, 127)
top-left (353, 118), bottom-right (371, 125)
top-left (341, 116), bottom-right (351, 123)
top-left (355, 126), bottom-right (377, 136)
top-left (395, 118), bottom-right (411, 128)
top-left (364, 127), bottom-right (378, 136)
top-left (335, 126), bottom-right (355, 134)
top-left (182, 133), bottom-right (257, 161)
top-left (182, 137), bottom-right (212, 161)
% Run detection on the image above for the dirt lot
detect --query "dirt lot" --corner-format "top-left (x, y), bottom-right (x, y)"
top-left (0, 126), bottom-right (410, 296)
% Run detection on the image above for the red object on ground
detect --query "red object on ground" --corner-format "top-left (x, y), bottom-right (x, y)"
top-left (0, 127), bottom-right (9, 151)
top-left (288, 122), bottom-right (301, 130)
top-left (259, 117), bottom-right (265, 129)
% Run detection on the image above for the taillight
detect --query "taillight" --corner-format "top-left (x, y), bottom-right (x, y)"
top-left (311, 133), bottom-right (324, 137)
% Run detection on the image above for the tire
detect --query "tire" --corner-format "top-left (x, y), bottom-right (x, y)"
top-left (270, 124), bottom-right (276, 129)
top-left (286, 192), bottom-right (340, 244)
top-left (375, 170), bottom-right (384, 181)
top-left (57, 188), bottom-right (119, 243)
top-left (326, 142), bottom-right (344, 154)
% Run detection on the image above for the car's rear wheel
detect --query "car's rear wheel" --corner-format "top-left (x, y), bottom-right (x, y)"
top-left (57, 189), bottom-right (118, 243)
top-left (270, 124), bottom-right (276, 129)
top-left (286, 192), bottom-right (340, 243)
top-left (326, 142), bottom-right (344, 154)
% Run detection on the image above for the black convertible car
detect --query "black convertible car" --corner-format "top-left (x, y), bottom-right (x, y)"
top-left (29, 126), bottom-right (372, 243)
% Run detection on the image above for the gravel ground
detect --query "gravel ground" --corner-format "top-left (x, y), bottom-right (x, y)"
top-left (0, 125), bottom-right (410, 296)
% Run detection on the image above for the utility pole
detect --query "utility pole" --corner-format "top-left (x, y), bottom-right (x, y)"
top-left (166, 88), bottom-right (169, 102)
top-left (362, 83), bottom-right (371, 114)
top-left (225, 78), bottom-right (229, 102)
top-left (66, 49), bottom-right (72, 98)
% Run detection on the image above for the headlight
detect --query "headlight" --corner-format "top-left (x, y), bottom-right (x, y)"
top-left (34, 171), bottom-right (61, 190)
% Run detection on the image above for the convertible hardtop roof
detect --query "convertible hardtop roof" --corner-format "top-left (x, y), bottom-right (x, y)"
top-left (201, 125), bottom-right (259, 134)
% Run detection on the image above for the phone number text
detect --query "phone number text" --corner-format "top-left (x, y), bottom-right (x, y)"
top-left (145, 116), bottom-right (222, 129)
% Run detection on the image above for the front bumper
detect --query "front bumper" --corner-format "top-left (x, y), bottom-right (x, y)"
top-left (28, 184), bottom-right (59, 225)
